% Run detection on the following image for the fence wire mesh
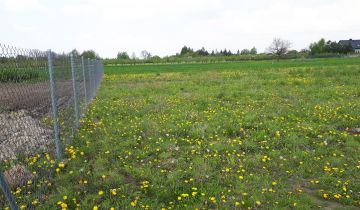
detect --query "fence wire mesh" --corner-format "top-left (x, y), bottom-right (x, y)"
top-left (0, 43), bottom-right (103, 209)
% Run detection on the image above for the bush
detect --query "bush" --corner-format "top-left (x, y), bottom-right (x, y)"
top-left (0, 68), bottom-right (40, 82)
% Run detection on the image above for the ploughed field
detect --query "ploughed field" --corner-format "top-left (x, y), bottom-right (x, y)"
top-left (43, 58), bottom-right (360, 209)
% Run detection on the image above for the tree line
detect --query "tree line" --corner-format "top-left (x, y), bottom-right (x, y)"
top-left (107, 37), bottom-right (355, 63)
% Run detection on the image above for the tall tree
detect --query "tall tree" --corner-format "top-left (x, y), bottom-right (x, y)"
top-left (250, 47), bottom-right (257, 55)
top-left (180, 46), bottom-right (193, 56)
top-left (309, 38), bottom-right (326, 55)
top-left (117, 51), bottom-right (130, 59)
top-left (240, 49), bottom-right (250, 55)
top-left (267, 38), bottom-right (291, 59)
top-left (141, 50), bottom-right (151, 59)
top-left (71, 49), bottom-right (80, 56)
top-left (197, 47), bottom-right (209, 56)
top-left (81, 50), bottom-right (99, 59)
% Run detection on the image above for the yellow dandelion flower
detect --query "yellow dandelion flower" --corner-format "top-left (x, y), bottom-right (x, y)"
top-left (130, 200), bottom-right (137, 207)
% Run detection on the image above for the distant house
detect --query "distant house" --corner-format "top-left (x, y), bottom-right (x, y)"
top-left (339, 39), bottom-right (360, 53)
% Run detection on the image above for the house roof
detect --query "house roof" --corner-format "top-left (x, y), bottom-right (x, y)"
top-left (339, 39), bottom-right (360, 49)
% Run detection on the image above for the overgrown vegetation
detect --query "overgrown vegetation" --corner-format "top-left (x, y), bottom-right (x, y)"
top-left (32, 58), bottom-right (360, 209)
top-left (0, 68), bottom-right (40, 82)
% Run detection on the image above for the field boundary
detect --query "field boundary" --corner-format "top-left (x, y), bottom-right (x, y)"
top-left (0, 43), bottom-right (104, 210)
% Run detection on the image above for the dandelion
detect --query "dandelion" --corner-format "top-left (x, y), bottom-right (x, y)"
top-left (98, 190), bottom-right (104, 196)
top-left (110, 189), bottom-right (117, 195)
top-left (131, 200), bottom-right (137, 207)
top-left (334, 194), bottom-right (341, 199)
top-left (181, 193), bottom-right (189, 198)
top-left (61, 203), bottom-right (68, 209)
top-left (58, 163), bottom-right (65, 168)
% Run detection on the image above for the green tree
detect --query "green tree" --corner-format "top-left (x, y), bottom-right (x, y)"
top-left (180, 46), bottom-right (194, 56)
top-left (309, 38), bottom-right (326, 55)
top-left (240, 49), bottom-right (250, 55)
top-left (117, 51), bottom-right (130, 60)
top-left (81, 50), bottom-right (99, 59)
top-left (71, 49), bottom-right (80, 56)
top-left (310, 38), bottom-right (353, 55)
top-left (250, 47), bottom-right (257, 55)
top-left (325, 41), bottom-right (353, 54)
top-left (196, 47), bottom-right (209, 56)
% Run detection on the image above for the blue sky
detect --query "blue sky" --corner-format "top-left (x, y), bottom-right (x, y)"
top-left (0, 0), bottom-right (359, 58)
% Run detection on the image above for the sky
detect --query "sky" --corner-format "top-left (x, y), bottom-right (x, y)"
top-left (0, 0), bottom-right (359, 58)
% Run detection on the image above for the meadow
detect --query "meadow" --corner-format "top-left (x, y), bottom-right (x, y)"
top-left (39, 58), bottom-right (359, 209)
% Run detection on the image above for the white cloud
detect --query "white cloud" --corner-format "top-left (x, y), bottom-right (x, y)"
top-left (0, 0), bottom-right (359, 58)
top-left (1, 0), bottom-right (46, 11)
top-left (13, 24), bottom-right (35, 32)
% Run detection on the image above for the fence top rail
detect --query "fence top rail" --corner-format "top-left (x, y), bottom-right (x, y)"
top-left (0, 43), bottom-right (100, 62)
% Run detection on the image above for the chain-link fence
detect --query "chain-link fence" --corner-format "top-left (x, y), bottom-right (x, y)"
top-left (0, 43), bottom-right (103, 209)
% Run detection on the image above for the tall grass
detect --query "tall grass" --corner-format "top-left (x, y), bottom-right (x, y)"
top-left (0, 68), bottom-right (40, 82)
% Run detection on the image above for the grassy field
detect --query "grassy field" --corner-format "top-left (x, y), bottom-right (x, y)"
top-left (40, 58), bottom-right (359, 209)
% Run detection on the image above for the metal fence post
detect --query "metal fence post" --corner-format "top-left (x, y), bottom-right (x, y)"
top-left (87, 58), bottom-right (93, 100)
top-left (47, 50), bottom-right (62, 161)
top-left (81, 56), bottom-right (87, 105)
top-left (70, 53), bottom-right (80, 124)
top-left (0, 167), bottom-right (19, 210)
top-left (92, 60), bottom-right (96, 96)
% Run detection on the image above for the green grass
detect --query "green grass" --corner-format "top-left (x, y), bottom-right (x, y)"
top-left (105, 57), bottom-right (360, 74)
top-left (26, 58), bottom-right (360, 209)
top-left (0, 68), bottom-right (41, 82)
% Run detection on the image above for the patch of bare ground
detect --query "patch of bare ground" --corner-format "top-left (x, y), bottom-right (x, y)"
top-left (0, 110), bottom-right (53, 161)
top-left (291, 180), bottom-right (359, 210)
